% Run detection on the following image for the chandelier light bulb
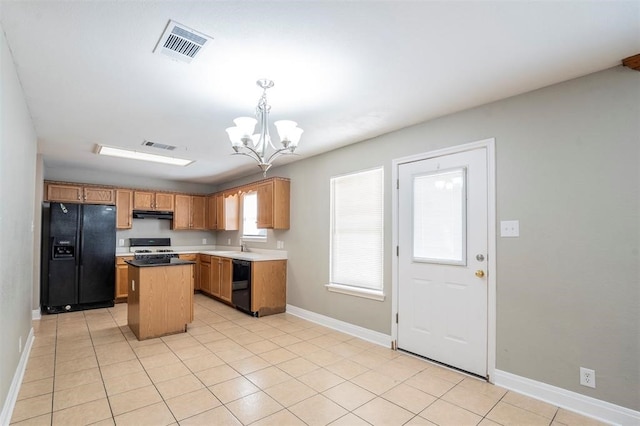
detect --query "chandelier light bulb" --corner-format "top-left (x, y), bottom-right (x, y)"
top-left (226, 80), bottom-right (303, 176)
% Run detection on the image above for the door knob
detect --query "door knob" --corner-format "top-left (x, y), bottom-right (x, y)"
top-left (475, 270), bottom-right (485, 278)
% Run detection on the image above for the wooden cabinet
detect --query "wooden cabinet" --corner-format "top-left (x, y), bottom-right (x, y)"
top-left (204, 193), bottom-right (234, 231)
top-left (133, 191), bottom-right (174, 211)
top-left (216, 193), bottom-right (239, 231)
top-left (84, 187), bottom-right (116, 204)
top-left (210, 258), bottom-right (221, 297)
top-left (115, 189), bottom-right (133, 229)
top-left (115, 256), bottom-right (133, 302)
top-left (46, 183), bottom-right (82, 202)
top-left (127, 263), bottom-right (194, 340)
top-left (207, 177), bottom-right (290, 232)
top-left (45, 182), bottom-right (115, 205)
top-left (218, 257), bottom-right (233, 303)
top-left (179, 254), bottom-right (198, 291)
top-left (199, 255), bottom-right (211, 294)
top-left (210, 256), bottom-right (232, 302)
top-left (206, 195), bottom-right (217, 230)
top-left (174, 195), bottom-right (206, 230)
top-left (252, 260), bottom-right (287, 316)
top-left (199, 255), bottom-right (232, 304)
top-left (256, 178), bottom-right (290, 229)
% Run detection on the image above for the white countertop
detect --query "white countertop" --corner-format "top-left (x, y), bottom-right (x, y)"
top-left (116, 246), bottom-right (287, 262)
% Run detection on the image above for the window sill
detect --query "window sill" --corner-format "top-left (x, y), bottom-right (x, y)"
top-left (241, 237), bottom-right (267, 243)
top-left (325, 283), bottom-right (386, 301)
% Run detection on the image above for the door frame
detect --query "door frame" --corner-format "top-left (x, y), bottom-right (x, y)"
top-left (391, 138), bottom-right (497, 381)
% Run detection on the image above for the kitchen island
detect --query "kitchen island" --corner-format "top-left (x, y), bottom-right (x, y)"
top-left (126, 258), bottom-right (195, 340)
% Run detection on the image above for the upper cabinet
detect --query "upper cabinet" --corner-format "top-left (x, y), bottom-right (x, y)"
top-left (209, 177), bottom-right (290, 232)
top-left (45, 182), bottom-right (115, 205)
top-left (206, 195), bottom-right (217, 230)
top-left (257, 178), bottom-right (290, 229)
top-left (115, 189), bottom-right (133, 229)
top-left (44, 177), bottom-right (290, 232)
top-left (216, 192), bottom-right (239, 231)
top-left (173, 195), bottom-right (206, 230)
top-left (133, 191), bottom-right (174, 211)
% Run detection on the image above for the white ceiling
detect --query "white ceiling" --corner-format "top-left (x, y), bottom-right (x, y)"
top-left (1, 1), bottom-right (638, 185)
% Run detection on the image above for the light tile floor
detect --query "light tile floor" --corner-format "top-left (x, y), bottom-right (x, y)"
top-left (11, 294), bottom-right (606, 426)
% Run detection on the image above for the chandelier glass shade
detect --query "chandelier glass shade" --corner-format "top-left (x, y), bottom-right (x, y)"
top-left (226, 79), bottom-right (303, 175)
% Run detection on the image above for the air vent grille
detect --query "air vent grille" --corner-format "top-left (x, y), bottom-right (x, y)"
top-left (155, 20), bottom-right (211, 63)
top-left (143, 140), bottom-right (177, 151)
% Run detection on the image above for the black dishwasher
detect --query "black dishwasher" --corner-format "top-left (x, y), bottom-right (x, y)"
top-left (232, 260), bottom-right (253, 315)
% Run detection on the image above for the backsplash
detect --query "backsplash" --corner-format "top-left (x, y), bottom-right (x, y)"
top-left (115, 218), bottom-right (216, 248)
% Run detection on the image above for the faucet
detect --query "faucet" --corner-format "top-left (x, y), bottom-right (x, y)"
top-left (240, 242), bottom-right (248, 252)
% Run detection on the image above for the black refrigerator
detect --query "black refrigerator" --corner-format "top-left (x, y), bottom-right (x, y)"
top-left (41, 202), bottom-right (116, 314)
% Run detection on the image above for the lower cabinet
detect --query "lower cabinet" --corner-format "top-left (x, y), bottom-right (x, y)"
top-left (218, 257), bottom-right (232, 303)
top-left (198, 255), bottom-right (232, 304)
top-left (179, 254), bottom-right (198, 291)
top-left (252, 260), bottom-right (287, 316)
top-left (198, 255), bottom-right (211, 294)
top-left (115, 256), bottom-right (133, 302)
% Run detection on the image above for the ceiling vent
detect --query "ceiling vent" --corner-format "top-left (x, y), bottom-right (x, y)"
top-left (154, 20), bottom-right (211, 63)
top-left (143, 140), bottom-right (177, 151)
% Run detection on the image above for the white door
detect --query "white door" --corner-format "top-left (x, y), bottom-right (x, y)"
top-left (397, 147), bottom-right (488, 377)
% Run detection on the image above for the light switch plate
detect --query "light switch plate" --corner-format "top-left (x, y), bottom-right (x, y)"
top-left (500, 220), bottom-right (520, 237)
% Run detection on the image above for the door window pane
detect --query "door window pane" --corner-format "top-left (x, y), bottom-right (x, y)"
top-left (413, 168), bottom-right (466, 264)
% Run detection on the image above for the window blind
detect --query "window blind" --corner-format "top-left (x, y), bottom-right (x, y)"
top-left (330, 167), bottom-right (384, 291)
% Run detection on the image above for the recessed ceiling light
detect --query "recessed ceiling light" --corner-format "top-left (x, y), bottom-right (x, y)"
top-left (96, 145), bottom-right (193, 166)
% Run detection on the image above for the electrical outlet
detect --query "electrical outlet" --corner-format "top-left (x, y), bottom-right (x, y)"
top-left (500, 220), bottom-right (520, 237)
top-left (580, 367), bottom-right (596, 388)
top-left (118, 239), bottom-right (125, 246)
top-left (227, 238), bottom-right (231, 245)
top-left (202, 238), bottom-right (207, 245)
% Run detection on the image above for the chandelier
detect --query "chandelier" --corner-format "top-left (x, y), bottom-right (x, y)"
top-left (226, 79), bottom-right (303, 176)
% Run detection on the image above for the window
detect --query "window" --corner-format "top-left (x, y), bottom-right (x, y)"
top-left (242, 191), bottom-right (266, 240)
top-left (328, 167), bottom-right (384, 300)
top-left (413, 168), bottom-right (466, 265)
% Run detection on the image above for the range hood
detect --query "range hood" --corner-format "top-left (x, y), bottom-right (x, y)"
top-left (132, 210), bottom-right (173, 220)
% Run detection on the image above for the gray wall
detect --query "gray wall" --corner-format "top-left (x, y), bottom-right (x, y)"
top-left (0, 28), bottom-right (37, 416)
top-left (220, 66), bottom-right (640, 411)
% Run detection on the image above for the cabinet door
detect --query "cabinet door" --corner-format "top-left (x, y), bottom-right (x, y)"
top-left (251, 260), bottom-right (287, 315)
top-left (46, 183), bottom-right (82, 202)
top-left (84, 187), bottom-right (115, 204)
top-left (215, 194), bottom-right (225, 230)
top-left (116, 189), bottom-right (133, 229)
top-left (206, 195), bottom-right (217, 230)
top-left (219, 258), bottom-right (232, 303)
top-left (155, 193), bottom-right (174, 211)
top-left (222, 193), bottom-right (239, 231)
top-left (115, 257), bottom-right (132, 301)
top-left (133, 191), bottom-right (154, 210)
top-left (272, 179), bottom-right (290, 229)
top-left (210, 257), bottom-right (221, 297)
top-left (179, 254), bottom-right (199, 290)
top-left (199, 256), bottom-right (211, 295)
top-left (173, 194), bottom-right (191, 230)
top-left (256, 181), bottom-right (274, 229)
top-left (191, 196), bottom-right (206, 230)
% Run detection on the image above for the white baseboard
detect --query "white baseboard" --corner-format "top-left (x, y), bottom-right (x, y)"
top-left (32, 309), bottom-right (41, 321)
top-left (0, 327), bottom-right (34, 426)
top-left (286, 304), bottom-right (392, 348)
top-left (494, 369), bottom-right (640, 426)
